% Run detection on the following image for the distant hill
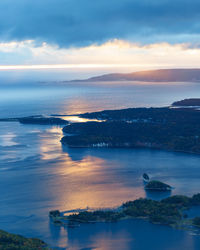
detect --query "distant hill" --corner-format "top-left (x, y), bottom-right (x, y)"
top-left (81, 69), bottom-right (200, 82)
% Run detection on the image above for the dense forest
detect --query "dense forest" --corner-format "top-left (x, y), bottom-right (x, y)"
top-left (62, 107), bottom-right (200, 153)
top-left (50, 193), bottom-right (200, 228)
top-left (0, 230), bottom-right (49, 250)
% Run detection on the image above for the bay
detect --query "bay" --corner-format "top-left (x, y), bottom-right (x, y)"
top-left (1, 77), bottom-right (200, 249)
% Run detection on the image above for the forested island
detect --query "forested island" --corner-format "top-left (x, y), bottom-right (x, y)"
top-left (49, 193), bottom-right (200, 230)
top-left (0, 230), bottom-right (50, 249)
top-left (61, 105), bottom-right (200, 154)
top-left (172, 98), bottom-right (200, 107)
top-left (145, 180), bottom-right (172, 191)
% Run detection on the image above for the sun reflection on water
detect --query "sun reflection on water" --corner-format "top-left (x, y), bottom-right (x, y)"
top-left (60, 98), bottom-right (97, 115)
top-left (39, 126), bottom-right (63, 160)
top-left (59, 115), bottom-right (100, 123)
top-left (0, 132), bottom-right (18, 146)
top-left (35, 126), bottom-right (145, 210)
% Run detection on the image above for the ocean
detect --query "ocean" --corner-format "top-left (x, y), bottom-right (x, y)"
top-left (1, 72), bottom-right (200, 249)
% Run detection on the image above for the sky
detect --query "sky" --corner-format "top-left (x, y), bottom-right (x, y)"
top-left (0, 0), bottom-right (200, 74)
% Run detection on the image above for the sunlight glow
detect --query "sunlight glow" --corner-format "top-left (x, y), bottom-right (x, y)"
top-left (1, 39), bottom-right (200, 71)
top-left (0, 63), bottom-right (160, 70)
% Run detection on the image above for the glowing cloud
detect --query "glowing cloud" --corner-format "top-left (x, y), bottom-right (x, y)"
top-left (1, 40), bottom-right (200, 71)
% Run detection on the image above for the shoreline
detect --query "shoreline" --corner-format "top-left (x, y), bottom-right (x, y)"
top-left (61, 141), bottom-right (200, 156)
top-left (0, 229), bottom-right (50, 249)
top-left (62, 105), bottom-right (200, 155)
top-left (2, 106), bottom-right (200, 156)
top-left (49, 194), bottom-right (200, 232)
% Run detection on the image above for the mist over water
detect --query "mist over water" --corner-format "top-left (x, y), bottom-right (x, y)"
top-left (1, 70), bottom-right (200, 249)
top-left (1, 69), bottom-right (200, 118)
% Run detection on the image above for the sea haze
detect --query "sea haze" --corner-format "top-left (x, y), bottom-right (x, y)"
top-left (1, 76), bottom-right (200, 118)
top-left (1, 73), bottom-right (200, 249)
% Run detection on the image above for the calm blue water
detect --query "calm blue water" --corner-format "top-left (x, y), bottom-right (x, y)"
top-left (1, 80), bottom-right (200, 118)
top-left (1, 77), bottom-right (200, 249)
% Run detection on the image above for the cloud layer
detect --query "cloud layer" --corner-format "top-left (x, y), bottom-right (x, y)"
top-left (1, 0), bottom-right (200, 47)
top-left (1, 40), bottom-right (200, 70)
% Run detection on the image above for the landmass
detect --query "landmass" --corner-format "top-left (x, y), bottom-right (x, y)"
top-left (0, 116), bottom-right (68, 125)
top-left (49, 193), bottom-right (200, 230)
top-left (145, 180), bottom-right (172, 191)
top-left (1, 99), bottom-right (200, 154)
top-left (71, 69), bottom-right (200, 82)
top-left (172, 98), bottom-right (200, 107)
top-left (0, 229), bottom-right (50, 249)
top-left (61, 106), bottom-right (200, 154)
top-left (19, 116), bottom-right (68, 125)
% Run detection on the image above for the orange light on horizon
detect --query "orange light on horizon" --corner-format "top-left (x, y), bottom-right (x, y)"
top-left (0, 63), bottom-right (168, 70)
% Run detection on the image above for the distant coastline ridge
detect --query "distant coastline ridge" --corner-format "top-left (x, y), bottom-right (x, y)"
top-left (70, 69), bottom-right (200, 82)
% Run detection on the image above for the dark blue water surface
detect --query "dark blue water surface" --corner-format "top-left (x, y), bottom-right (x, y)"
top-left (1, 80), bottom-right (200, 118)
top-left (1, 78), bottom-right (200, 249)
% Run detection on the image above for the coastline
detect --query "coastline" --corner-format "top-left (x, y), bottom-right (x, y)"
top-left (2, 103), bottom-right (200, 156)
top-left (1, 101), bottom-right (200, 248)
top-left (61, 140), bottom-right (200, 156)
top-left (61, 104), bottom-right (200, 155)
top-left (0, 229), bottom-right (50, 249)
top-left (49, 194), bottom-right (200, 232)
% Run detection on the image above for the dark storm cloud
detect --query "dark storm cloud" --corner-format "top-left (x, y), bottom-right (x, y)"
top-left (1, 0), bottom-right (200, 47)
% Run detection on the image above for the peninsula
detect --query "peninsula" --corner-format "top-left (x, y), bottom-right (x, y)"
top-left (61, 103), bottom-right (200, 154)
top-left (0, 116), bottom-right (68, 125)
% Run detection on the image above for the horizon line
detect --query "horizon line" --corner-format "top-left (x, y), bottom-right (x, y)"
top-left (0, 63), bottom-right (187, 71)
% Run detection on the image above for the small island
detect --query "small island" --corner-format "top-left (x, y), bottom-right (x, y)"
top-left (143, 173), bottom-right (150, 182)
top-left (49, 193), bottom-right (200, 230)
top-left (145, 180), bottom-right (172, 191)
top-left (0, 229), bottom-right (50, 249)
